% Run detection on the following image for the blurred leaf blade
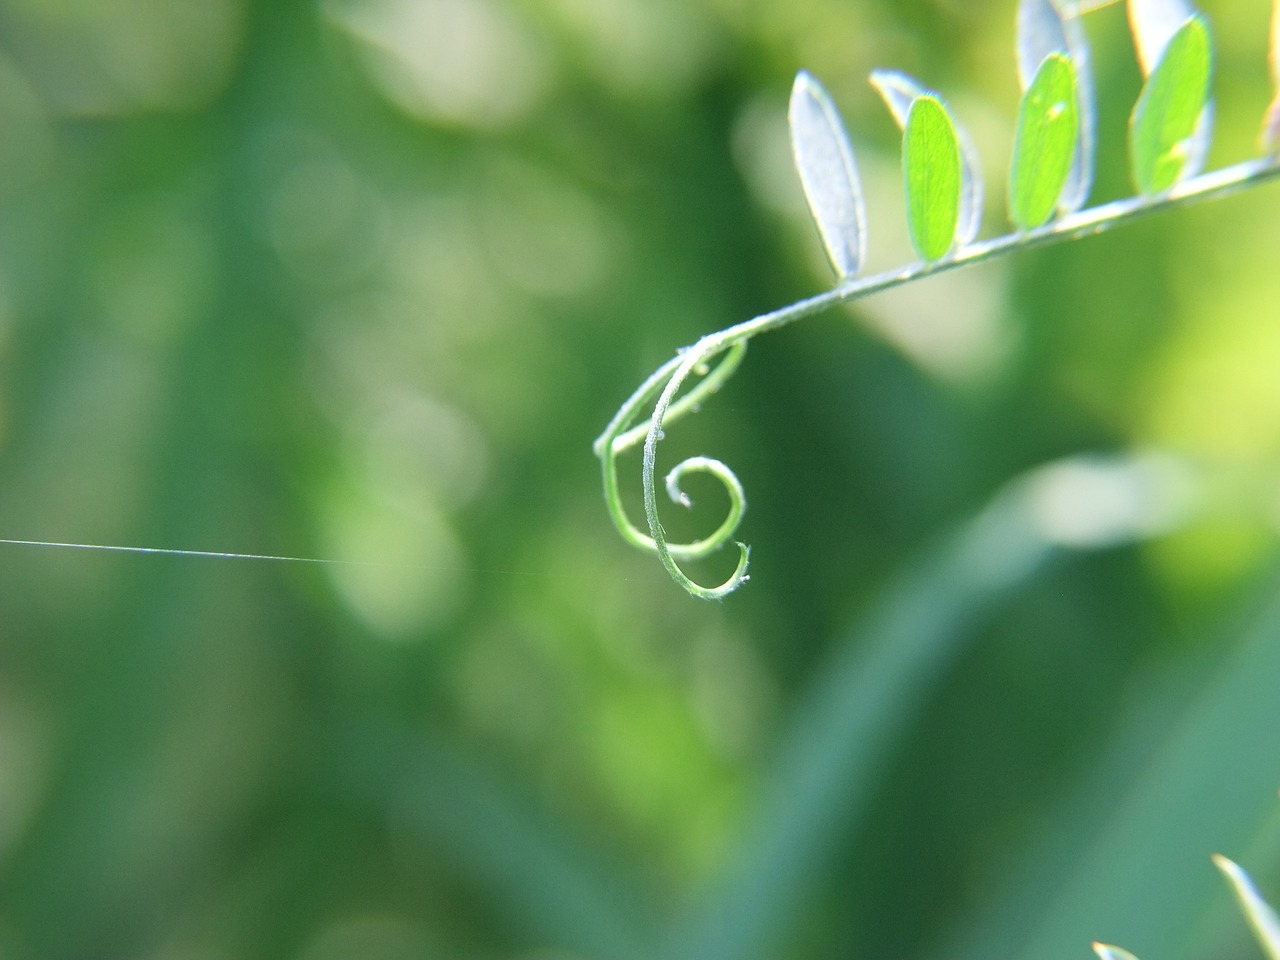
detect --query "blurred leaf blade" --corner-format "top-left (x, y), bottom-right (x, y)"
top-left (939, 571), bottom-right (1280, 960)
top-left (664, 482), bottom-right (1059, 960)
top-left (1213, 854), bottom-right (1280, 960)
top-left (1094, 944), bottom-right (1142, 960)
top-left (338, 721), bottom-right (660, 960)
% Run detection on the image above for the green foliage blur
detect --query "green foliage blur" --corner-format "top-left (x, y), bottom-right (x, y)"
top-left (1, 1), bottom-right (1279, 958)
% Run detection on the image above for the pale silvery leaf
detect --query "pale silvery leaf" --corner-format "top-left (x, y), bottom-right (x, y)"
top-left (1017, 0), bottom-right (1071, 85)
top-left (953, 110), bottom-right (984, 245)
top-left (789, 70), bottom-right (867, 278)
top-left (1128, 0), bottom-right (1196, 75)
top-left (868, 68), bottom-right (925, 128)
top-left (870, 69), bottom-right (983, 246)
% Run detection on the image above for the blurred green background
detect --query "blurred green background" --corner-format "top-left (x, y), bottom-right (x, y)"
top-left (1, 0), bottom-right (1279, 958)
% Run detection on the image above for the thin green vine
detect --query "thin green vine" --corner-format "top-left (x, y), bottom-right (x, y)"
top-left (596, 0), bottom-right (1280, 599)
top-left (595, 155), bottom-right (1280, 598)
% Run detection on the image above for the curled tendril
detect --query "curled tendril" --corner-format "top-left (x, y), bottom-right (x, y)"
top-left (596, 156), bottom-right (1280, 598)
top-left (593, 338), bottom-right (751, 597)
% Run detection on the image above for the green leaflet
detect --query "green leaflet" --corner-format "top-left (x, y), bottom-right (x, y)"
top-left (1130, 14), bottom-right (1213, 194)
top-left (1009, 52), bottom-right (1081, 228)
top-left (1016, 0), bottom-right (1095, 212)
top-left (903, 95), bottom-right (962, 261)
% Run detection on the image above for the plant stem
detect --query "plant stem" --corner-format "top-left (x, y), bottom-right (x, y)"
top-left (597, 155), bottom-right (1280, 598)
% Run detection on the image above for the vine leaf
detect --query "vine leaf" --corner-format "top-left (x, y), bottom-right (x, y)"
top-left (904, 96), bottom-right (963, 260)
top-left (1016, 0), bottom-right (1095, 212)
top-left (1214, 854), bottom-right (1280, 960)
top-left (1128, 0), bottom-right (1213, 190)
top-left (1009, 52), bottom-right (1081, 228)
top-left (789, 70), bottom-right (867, 278)
top-left (1264, 0), bottom-right (1280, 152)
top-left (1129, 13), bottom-right (1213, 194)
top-left (596, 0), bottom-right (1280, 599)
top-left (871, 70), bottom-right (982, 252)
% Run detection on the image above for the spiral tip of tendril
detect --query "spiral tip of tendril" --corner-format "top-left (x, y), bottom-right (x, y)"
top-left (605, 341), bottom-right (752, 598)
top-left (666, 472), bottom-right (693, 509)
top-left (692, 541), bottom-right (751, 600)
top-left (727, 542), bottom-right (752, 587)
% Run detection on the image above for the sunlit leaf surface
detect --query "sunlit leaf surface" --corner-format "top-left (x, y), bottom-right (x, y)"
top-left (1017, 0), bottom-right (1095, 211)
top-left (903, 95), bottom-right (962, 260)
top-left (872, 73), bottom-right (980, 250)
top-left (1130, 14), bottom-right (1213, 193)
top-left (1010, 52), bottom-right (1080, 228)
